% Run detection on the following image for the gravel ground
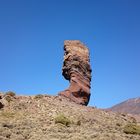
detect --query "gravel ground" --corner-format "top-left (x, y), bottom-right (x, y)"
top-left (0, 93), bottom-right (140, 140)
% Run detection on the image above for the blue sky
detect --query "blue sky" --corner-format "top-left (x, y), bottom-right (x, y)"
top-left (0, 0), bottom-right (140, 108)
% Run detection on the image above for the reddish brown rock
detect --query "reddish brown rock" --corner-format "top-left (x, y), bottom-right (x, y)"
top-left (59, 40), bottom-right (92, 105)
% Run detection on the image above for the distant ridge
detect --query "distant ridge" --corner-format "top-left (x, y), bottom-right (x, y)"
top-left (108, 97), bottom-right (140, 115)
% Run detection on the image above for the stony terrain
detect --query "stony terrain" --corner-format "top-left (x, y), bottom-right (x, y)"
top-left (0, 92), bottom-right (140, 140)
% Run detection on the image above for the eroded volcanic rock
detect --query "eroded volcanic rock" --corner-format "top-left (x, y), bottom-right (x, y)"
top-left (59, 40), bottom-right (92, 105)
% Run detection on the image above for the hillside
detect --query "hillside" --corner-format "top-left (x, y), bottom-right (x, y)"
top-left (0, 93), bottom-right (140, 140)
top-left (108, 98), bottom-right (140, 115)
top-left (107, 98), bottom-right (140, 124)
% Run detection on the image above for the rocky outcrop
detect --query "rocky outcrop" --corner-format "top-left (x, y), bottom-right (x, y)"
top-left (59, 40), bottom-right (92, 105)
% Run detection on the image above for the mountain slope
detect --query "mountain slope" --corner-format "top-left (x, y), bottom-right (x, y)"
top-left (108, 98), bottom-right (140, 115)
top-left (0, 93), bottom-right (140, 140)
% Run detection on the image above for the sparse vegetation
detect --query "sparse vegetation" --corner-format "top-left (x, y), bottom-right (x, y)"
top-left (0, 111), bottom-right (15, 118)
top-left (54, 114), bottom-right (71, 126)
top-left (34, 94), bottom-right (44, 99)
top-left (5, 91), bottom-right (16, 97)
top-left (123, 123), bottom-right (140, 135)
top-left (0, 95), bottom-right (140, 140)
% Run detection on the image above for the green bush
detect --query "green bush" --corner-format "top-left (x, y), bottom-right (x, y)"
top-left (54, 114), bottom-right (71, 126)
top-left (123, 124), bottom-right (140, 135)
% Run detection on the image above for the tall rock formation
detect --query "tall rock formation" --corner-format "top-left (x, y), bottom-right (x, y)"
top-left (59, 40), bottom-right (92, 105)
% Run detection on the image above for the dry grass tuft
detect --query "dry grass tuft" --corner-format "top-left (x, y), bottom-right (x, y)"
top-left (123, 123), bottom-right (140, 135)
top-left (0, 111), bottom-right (15, 118)
top-left (54, 114), bottom-right (71, 126)
top-left (34, 94), bottom-right (44, 100)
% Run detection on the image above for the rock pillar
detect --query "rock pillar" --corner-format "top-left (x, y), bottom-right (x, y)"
top-left (59, 40), bottom-right (92, 105)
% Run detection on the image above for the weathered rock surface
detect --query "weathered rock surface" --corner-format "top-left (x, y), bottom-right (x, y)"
top-left (59, 40), bottom-right (92, 105)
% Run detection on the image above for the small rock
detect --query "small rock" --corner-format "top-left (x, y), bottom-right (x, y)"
top-left (0, 102), bottom-right (4, 109)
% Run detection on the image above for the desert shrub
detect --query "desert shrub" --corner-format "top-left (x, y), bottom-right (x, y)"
top-left (5, 91), bottom-right (16, 97)
top-left (54, 114), bottom-right (71, 126)
top-left (34, 94), bottom-right (44, 99)
top-left (123, 123), bottom-right (140, 135)
top-left (0, 111), bottom-right (15, 118)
